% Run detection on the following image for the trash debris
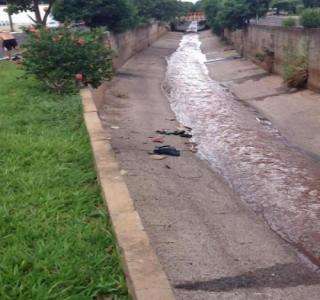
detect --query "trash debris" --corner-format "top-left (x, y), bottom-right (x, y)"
top-left (120, 170), bottom-right (128, 176)
top-left (153, 145), bottom-right (181, 157)
top-left (151, 136), bottom-right (165, 143)
top-left (185, 141), bottom-right (198, 152)
top-left (111, 126), bottom-right (120, 130)
top-left (150, 155), bottom-right (167, 160)
top-left (156, 129), bottom-right (171, 135)
top-left (189, 145), bottom-right (198, 153)
top-left (156, 129), bottom-right (192, 138)
top-left (112, 90), bottom-right (129, 98)
top-left (179, 132), bottom-right (192, 138)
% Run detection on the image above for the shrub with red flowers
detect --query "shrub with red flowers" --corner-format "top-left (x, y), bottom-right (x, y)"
top-left (23, 27), bottom-right (113, 93)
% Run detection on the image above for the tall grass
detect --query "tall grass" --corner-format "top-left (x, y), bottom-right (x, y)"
top-left (0, 62), bottom-right (128, 299)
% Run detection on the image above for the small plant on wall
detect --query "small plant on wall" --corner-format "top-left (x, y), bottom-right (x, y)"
top-left (283, 39), bottom-right (309, 88)
top-left (23, 27), bottom-right (114, 94)
top-left (282, 17), bottom-right (297, 28)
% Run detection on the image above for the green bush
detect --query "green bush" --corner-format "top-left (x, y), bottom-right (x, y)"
top-left (283, 42), bottom-right (308, 88)
top-left (282, 17), bottom-right (297, 27)
top-left (300, 8), bottom-right (320, 28)
top-left (22, 27), bottom-right (113, 94)
top-left (255, 52), bottom-right (266, 61)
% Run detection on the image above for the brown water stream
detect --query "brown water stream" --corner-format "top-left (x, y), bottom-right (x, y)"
top-left (164, 33), bottom-right (320, 265)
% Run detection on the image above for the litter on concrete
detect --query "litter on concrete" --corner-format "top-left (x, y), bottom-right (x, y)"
top-left (153, 145), bottom-right (181, 157)
top-left (156, 129), bottom-right (192, 138)
top-left (151, 136), bottom-right (165, 143)
top-left (150, 155), bottom-right (167, 160)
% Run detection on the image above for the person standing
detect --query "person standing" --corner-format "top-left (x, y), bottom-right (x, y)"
top-left (0, 31), bottom-right (18, 60)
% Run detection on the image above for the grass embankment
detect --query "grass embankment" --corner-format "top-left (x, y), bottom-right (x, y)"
top-left (0, 62), bottom-right (128, 299)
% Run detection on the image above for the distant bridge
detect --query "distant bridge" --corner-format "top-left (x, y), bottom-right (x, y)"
top-left (182, 12), bottom-right (206, 22)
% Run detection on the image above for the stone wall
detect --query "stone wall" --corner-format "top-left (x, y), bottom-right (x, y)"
top-left (224, 25), bottom-right (320, 91)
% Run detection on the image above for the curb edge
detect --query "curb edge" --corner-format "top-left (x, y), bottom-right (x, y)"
top-left (81, 88), bottom-right (175, 300)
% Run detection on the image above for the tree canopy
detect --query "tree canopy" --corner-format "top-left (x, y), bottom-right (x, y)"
top-left (203, 0), bottom-right (271, 32)
top-left (302, 0), bottom-right (320, 7)
top-left (271, 0), bottom-right (300, 14)
top-left (7, 0), bottom-right (55, 25)
top-left (53, 0), bottom-right (139, 32)
top-left (53, 0), bottom-right (188, 32)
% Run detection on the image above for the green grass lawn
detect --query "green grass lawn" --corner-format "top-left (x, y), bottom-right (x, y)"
top-left (0, 62), bottom-right (128, 299)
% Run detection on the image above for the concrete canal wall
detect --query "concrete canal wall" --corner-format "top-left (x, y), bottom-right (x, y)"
top-left (224, 25), bottom-right (320, 91)
top-left (92, 22), bottom-right (169, 108)
top-left (106, 22), bottom-right (168, 69)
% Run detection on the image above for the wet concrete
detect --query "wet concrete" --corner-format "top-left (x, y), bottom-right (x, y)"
top-left (99, 32), bottom-right (320, 299)
top-left (176, 263), bottom-right (320, 292)
top-left (200, 30), bottom-right (320, 159)
top-left (165, 33), bottom-right (320, 267)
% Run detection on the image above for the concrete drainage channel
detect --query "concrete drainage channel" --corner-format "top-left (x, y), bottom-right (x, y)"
top-left (81, 89), bottom-right (175, 300)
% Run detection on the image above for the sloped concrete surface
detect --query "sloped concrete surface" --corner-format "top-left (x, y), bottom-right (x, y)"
top-left (200, 30), bottom-right (320, 159)
top-left (98, 32), bottom-right (320, 299)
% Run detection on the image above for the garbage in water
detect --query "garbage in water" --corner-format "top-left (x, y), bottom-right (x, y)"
top-left (153, 145), bottom-right (181, 157)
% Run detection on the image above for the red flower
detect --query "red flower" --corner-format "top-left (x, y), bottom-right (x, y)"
top-left (75, 73), bottom-right (83, 81)
top-left (77, 38), bottom-right (85, 46)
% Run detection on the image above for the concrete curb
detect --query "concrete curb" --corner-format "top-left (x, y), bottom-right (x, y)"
top-left (81, 88), bottom-right (175, 300)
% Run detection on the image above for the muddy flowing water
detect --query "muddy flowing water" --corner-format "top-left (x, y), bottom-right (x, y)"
top-left (164, 33), bottom-right (320, 265)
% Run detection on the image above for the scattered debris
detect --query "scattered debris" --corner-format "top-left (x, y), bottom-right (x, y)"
top-left (153, 145), bottom-right (181, 157)
top-left (120, 169), bottom-right (128, 176)
top-left (189, 145), bottom-right (198, 153)
top-left (165, 165), bottom-right (171, 169)
top-left (255, 117), bottom-right (272, 126)
top-left (151, 136), bottom-right (165, 143)
top-left (112, 90), bottom-right (129, 98)
top-left (150, 155), bottom-right (167, 160)
top-left (179, 132), bottom-right (193, 138)
top-left (156, 129), bottom-right (192, 138)
top-left (185, 141), bottom-right (198, 153)
top-left (111, 126), bottom-right (120, 130)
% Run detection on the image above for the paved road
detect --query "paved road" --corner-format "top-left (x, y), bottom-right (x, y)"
top-left (99, 32), bottom-right (320, 299)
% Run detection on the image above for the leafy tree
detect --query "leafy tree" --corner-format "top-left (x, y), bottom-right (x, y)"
top-left (53, 0), bottom-right (139, 32)
top-left (202, 0), bottom-right (223, 33)
top-left (300, 7), bottom-right (320, 26)
top-left (204, 0), bottom-right (271, 32)
top-left (7, 0), bottom-right (55, 25)
top-left (152, 0), bottom-right (183, 21)
top-left (134, 0), bottom-right (154, 22)
top-left (272, 0), bottom-right (299, 14)
top-left (194, 0), bottom-right (205, 12)
top-left (23, 27), bottom-right (113, 93)
top-left (178, 1), bottom-right (195, 15)
top-left (302, 0), bottom-right (320, 7)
